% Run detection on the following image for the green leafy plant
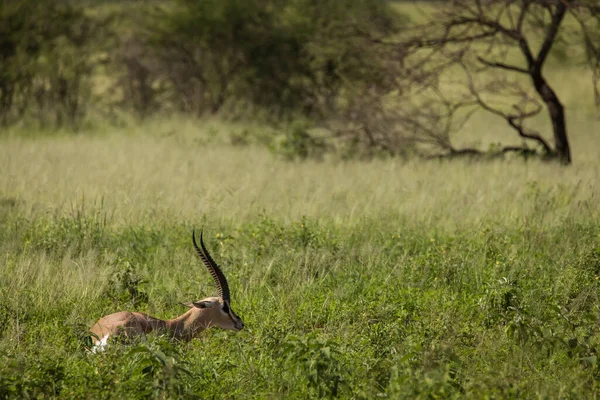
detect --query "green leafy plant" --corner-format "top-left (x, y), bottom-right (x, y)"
top-left (104, 258), bottom-right (148, 309)
top-left (279, 333), bottom-right (347, 398)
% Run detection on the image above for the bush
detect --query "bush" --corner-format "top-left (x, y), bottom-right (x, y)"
top-left (0, 0), bottom-right (113, 128)
top-left (143, 0), bottom-right (404, 118)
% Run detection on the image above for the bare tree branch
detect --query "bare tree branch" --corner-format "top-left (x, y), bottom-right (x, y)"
top-left (458, 57), bottom-right (554, 154)
top-left (534, 1), bottom-right (568, 71)
top-left (477, 56), bottom-right (529, 73)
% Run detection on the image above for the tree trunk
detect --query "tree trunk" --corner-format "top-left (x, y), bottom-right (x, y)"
top-left (525, 2), bottom-right (572, 165)
top-left (531, 72), bottom-right (572, 165)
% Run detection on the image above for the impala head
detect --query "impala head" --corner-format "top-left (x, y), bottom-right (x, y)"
top-left (189, 230), bottom-right (244, 331)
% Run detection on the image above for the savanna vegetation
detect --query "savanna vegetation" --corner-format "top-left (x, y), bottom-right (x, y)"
top-left (1, 0), bottom-right (600, 398)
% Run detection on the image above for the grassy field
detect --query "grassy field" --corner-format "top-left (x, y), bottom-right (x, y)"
top-left (1, 2), bottom-right (600, 398)
top-left (1, 107), bottom-right (599, 399)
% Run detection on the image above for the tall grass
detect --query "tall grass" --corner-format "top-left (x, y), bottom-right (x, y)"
top-left (1, 130), bottom-right (598, 227)
top-left (1, 108), bottom-right (599, 398)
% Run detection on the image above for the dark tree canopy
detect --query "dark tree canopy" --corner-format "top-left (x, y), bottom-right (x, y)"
top-left (143, 0), bottom-right (402, 118)
top-left (0, 0), bottom-right (113, 127)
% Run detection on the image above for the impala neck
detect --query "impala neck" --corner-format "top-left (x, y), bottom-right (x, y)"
top-left (165, 308), bottom-right (209, 341)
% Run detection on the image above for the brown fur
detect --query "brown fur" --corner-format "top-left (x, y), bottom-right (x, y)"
top-left (90, 296), bottom-right (243, 346)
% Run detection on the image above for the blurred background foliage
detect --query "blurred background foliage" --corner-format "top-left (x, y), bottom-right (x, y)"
top-left (0, 0), bottom-right (402, 126)
top-left (1, 0), bottom-right (599, 162)
top-left (0, 0), bottom-right (600, 163)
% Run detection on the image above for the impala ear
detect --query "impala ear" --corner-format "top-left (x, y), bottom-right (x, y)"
top-left (192, 300), bottom-right (214, 309)
top-left (181, 300), bottom-right (216, 309)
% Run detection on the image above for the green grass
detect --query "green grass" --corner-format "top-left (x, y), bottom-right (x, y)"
top-left (1, 1), bottom-right (600, 397)
top-left (1, 112), bottom-right (600, 398)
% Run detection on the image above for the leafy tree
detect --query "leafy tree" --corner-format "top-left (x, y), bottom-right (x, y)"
top-left (0, 0), bottom-right (112, 128)
top-left (143, 0), bottom-right (403, 118)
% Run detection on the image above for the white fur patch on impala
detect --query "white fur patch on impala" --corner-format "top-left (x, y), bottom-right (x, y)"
top-left (91, 334), bottom-right (110, 353)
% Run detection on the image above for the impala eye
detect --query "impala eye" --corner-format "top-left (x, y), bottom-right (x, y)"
top-left (222, 303), bottom-right (230, 314)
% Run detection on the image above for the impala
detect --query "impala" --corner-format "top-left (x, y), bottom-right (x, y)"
top-left (90, 230), bottom-right (244, 351)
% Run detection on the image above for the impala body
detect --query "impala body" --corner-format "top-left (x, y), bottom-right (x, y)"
top-left (90, 231), bottom-right (243, 351)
